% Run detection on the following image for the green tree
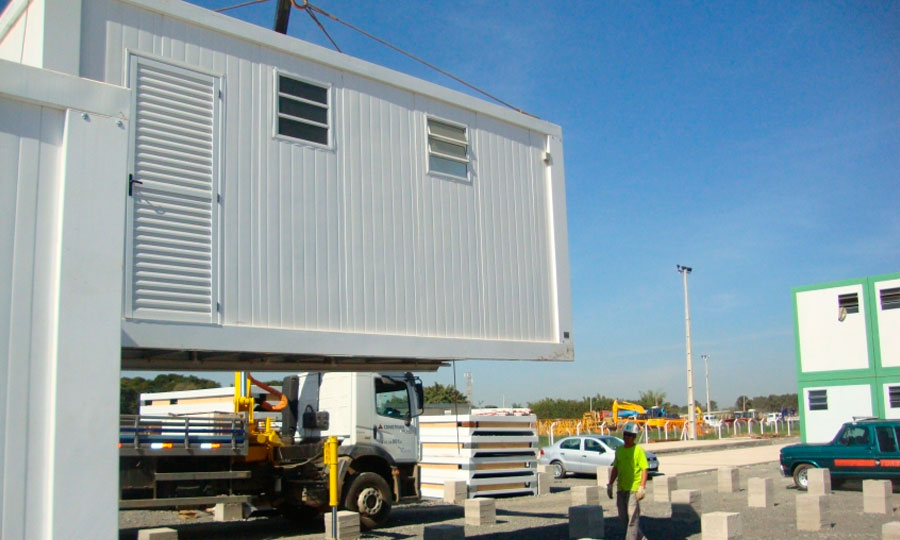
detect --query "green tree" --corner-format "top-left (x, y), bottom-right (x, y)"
top-left (638, 389), bottom-right (667, 408)
top-left (424, 382), bottom-right (468, 404)
top-left (735, 395), bottom-right (751, 411)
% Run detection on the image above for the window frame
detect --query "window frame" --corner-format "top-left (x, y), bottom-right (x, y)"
top-left (890, 386), bottom-right (900, 409)
top-left (559, 438), bottom-right (581, 451)
top-left (808, 389), bottom-right (828, 411)
top-left (426, 116), bottom-right (471, 182)
top-left (273, 70), bottom-right (333, 149)
top-left (881, 287), bottom-right (900, 311)
top-left (373, 377), bottom-right (411, 420)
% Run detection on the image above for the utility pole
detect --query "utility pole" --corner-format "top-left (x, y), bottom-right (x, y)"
top-left (677, 265), bottom-right (696, 440)
top-left (464, 372), bottom-right (473, 404)
top-left (702, 354), bottom-right (711, 416)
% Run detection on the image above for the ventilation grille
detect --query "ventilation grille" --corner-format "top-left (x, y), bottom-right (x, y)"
top-left (129, 59), bottom-right (217, 323)
top-left (882, 288), bottom-right (900, 311)
top-left (838, 293), bottom-right (860, 314)
top-left (808, 389), bottom-right (828, 411)
top-left (890, 387), bottom-right (900, 409)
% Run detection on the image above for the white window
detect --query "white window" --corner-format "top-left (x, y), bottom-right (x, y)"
top-left (276, 73), bottom-right (329, 146)
top-left (427, 117), bottom-right (469, 179)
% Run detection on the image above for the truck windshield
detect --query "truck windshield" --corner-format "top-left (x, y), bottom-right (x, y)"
top-left (375, 377), bottom-right (410, 419)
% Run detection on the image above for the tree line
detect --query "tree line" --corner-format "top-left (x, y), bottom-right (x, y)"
top-left (120, 376), bottom-right (799, 420)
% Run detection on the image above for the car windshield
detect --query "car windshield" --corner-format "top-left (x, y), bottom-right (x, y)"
top-left (601, 436), bottom-right (624, 450)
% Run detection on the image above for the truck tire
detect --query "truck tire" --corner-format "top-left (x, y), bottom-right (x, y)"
top-left (343, 472), bottom-right (392, 529)
top-left (792, 463), bottom-right (813, 490)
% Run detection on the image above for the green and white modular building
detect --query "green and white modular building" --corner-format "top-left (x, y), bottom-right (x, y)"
top-left (793, 273), bottom-right (900, 443)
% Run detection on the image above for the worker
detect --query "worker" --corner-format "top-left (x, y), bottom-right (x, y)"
top-left (606, 421), bottom-right (649, 540)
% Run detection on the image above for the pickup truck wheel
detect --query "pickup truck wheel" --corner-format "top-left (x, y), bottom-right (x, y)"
top-left (344, 472), bottom-right (392, 529)
top-left (551, 460), bottom-right (566, 479)
top-left (793, 463), bottom-right (813, 490)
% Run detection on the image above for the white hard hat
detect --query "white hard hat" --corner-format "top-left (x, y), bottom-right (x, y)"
top-left (623, 422), bottom-right (640, 435)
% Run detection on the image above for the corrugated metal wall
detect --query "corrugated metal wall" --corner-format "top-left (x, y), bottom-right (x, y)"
top-left (81, 0), bottom-right (556, 342)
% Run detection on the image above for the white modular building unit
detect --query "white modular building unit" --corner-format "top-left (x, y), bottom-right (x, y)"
top-left (6, 0), bottom-right (573, 370)
top-left (793, 273), bottom-right (900, 442)
top-left (0, 0), bottom-right (574, 537)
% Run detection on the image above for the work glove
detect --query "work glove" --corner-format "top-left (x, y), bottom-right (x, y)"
top-left (606, 484), bottom-right (614, 499)
top-left (636, 487), bottom-right (645, 501)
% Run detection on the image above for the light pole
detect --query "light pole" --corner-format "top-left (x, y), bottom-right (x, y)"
top-left (702, 354), bottom-right (711, 416)
top-left (677, 265), bottom-right (696, 440)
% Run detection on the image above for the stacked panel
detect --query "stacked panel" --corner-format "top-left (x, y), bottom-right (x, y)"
top-left (419, 412), bottom-right (538, 499)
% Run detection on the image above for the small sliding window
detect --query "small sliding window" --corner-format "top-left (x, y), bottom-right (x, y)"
top-left (276, 73), bottom-right (329, 146)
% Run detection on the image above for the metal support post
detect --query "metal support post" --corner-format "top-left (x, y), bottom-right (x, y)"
top-left (325, 436), bottom-right (339, 538)
top-left (677, 265), bottom-right (696, 440)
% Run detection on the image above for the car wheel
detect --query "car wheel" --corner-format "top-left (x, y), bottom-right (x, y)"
top-left (551, 460), bottom-right (566, 479)
top-left (343, 472), bottom-right (392, 529)
top-left (793, 463), bottom-right (813, 490)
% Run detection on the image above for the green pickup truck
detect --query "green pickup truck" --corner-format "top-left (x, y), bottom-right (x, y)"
top-left (780, 418), bottom-right (900, 489)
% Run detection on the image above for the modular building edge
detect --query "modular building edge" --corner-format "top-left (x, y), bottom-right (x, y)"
top-left (792, 273), bottom-right (900, 442)
top-left (0, 0), bottom-right (574, 364)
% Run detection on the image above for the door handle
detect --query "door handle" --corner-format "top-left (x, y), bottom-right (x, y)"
top-left (128, 174), bottom-right (143, 196)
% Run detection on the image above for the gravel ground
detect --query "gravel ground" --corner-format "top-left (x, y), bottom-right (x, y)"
top-left (120, 461), bottom-right (899, 539)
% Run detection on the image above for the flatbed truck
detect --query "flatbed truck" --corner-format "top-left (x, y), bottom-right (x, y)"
top-left (119, 371), bottom-right (424, 529)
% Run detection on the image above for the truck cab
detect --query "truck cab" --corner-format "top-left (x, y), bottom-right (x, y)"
top-left (296, 372), bottom-right (424, 526)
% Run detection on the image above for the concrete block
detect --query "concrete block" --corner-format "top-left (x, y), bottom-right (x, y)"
top-left (883, 521), bottom-right (900, 540)
top-left (863, 479), bottom-right (892, 514)
top-left (596, 466), bottom-right (614, 486)
top-left (213, 503), bottom-right (244, 522)
top-left (444, 480), bottom-right (467, 504)
top-left (324, 510), bottom-right (360, 540)
top-left (537, 471), bottom-right (553, 495)
top-left (137, 528), bottom-right (177, 540)
top-left (537, 463), bottom-right (552, 474)
top-left (806, 467), bottom-right (831, 496)
top-left (654, 475), bottom-right (678, 503)
top-left (701, 511), bottom-right (741, 540)
top-left (796, 494), bottom-right (828, 531)
top-left (423, 524), bottom-right (465, 540)
top-left (748, 477), bottom-right (773, 508)
top-left (717, 467), bottom-right (740, 493)
top-left (571, 485), bottom-right (601, 506)
top-left (465, 498), bottom-right (496, 526)
top-left (671, 489), bottom-right (702, 522)
top-left (568, 504), bottom-right (604, 539)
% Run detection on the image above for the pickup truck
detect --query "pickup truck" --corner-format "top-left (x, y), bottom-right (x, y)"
top-left (780, 418), bottom-right (900, 489)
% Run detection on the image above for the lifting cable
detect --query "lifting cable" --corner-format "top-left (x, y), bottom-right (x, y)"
top-left (295, 0), bottom-right (532, 116)
top-left (215, 0), bottom-right (272, 13)
top-left (216, 0), bottom-right (533, 116)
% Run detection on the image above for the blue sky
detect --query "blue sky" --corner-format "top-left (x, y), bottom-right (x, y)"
top-left (140, 1), bottom-right (897, 408)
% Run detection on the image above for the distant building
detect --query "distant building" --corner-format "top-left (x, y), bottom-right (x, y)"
top-left (793, 273), bottom-right (900, 442)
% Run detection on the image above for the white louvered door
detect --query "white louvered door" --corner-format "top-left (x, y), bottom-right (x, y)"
top-left (125, 56), bottom-right (220, 324)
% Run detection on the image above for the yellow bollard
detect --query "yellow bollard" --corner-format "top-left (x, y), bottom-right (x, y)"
top-left (324, 436), bottom-right (339, 538)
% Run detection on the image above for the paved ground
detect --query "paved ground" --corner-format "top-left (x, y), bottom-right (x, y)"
top-left (120, 436), bottom-right (900, 539)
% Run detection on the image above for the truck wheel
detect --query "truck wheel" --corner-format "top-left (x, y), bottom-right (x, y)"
top-left (793, 463), bottom-right (813, 490)
top-left (343, 472), bottom-right (392, 529)
top-left (551, 460), bottom-right (566, 479)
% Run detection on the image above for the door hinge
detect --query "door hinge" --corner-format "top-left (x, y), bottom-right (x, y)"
top-left (218, 89), bottom-right (224, 99)
top-left (217, 302), bottom-right (221, 312)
